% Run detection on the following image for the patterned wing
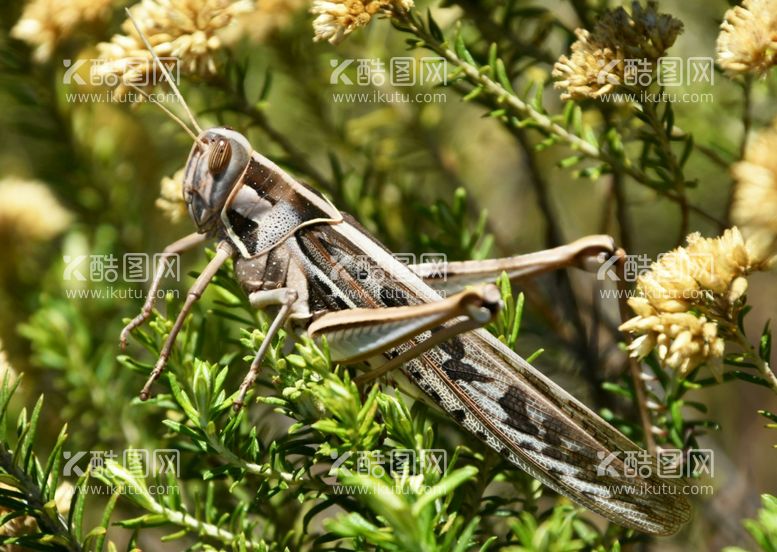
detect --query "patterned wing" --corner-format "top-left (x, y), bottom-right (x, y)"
top-left (403, 328), bottom-right (691, 535)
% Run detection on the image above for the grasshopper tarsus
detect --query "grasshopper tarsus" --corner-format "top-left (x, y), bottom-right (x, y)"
top-left (119, 330), bottom-right (131, 352)
top-left (121, 301), bottom-right (160, 351)
top-left (140, 357), bottom-right (168, 401)
top-left (119, 319), bottom-right (140, 351)
top-left (232, 385), bottom-right (257, 411)
top-left (139, 379), bottom-right (155, 401)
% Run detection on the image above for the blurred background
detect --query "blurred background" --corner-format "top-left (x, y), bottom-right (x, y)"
top-left (0, 0), bottom-right (775, 549)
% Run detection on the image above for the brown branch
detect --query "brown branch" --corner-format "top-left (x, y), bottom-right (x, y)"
top-left (614, 251), bottom-right (657, 455)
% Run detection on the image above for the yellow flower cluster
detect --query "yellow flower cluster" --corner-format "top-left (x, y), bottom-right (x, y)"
top-left (717, 0), bottom-right (777, 76)
top-left (619, 228), bottom-right (767, 377)
top-left (0, 481), bottom-right (73, 551)
top-left (97, 0), bottom-right (252, 97)
top-left (622, 307), bottom-right (723, 378)
top-left (553, 1), bottom-right (683, 100)
top-left (311, 0), bottom-right (414, 45)
top-left (0, 340), bottom-right (16, 386)
top-left (0, 177), bottom-right (72, 243)
top-left (226, 0), bottom-right (308, 43)
top-left (156, 168), bottom-right (188, 223)
top-left (732, 124), bottom-right (777, 262)
top-left (11, 0), bottom-right (114, 62)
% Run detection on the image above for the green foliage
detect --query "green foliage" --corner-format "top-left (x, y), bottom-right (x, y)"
top-left (0, 375), bottom-right (119, 551)
top-left (1, 0), bottom-right (776, 549)
top-left (724, 495), bottom-right (777, 552)
top-left (508, 502), bottom-right (612, 552)
top-left (416, 187), bottom-right (494, 261)
top-left (0, 253), bottom-right (627, 549)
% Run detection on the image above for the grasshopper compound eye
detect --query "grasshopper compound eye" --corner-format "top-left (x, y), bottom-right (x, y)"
top-left (208, 139), bottom-right (232, 174)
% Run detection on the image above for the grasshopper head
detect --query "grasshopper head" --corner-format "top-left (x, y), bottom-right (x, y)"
top-left (183, 127), bottom-right (252, 234)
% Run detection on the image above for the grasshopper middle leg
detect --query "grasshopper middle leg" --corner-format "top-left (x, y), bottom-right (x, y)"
top-left (233, 288), bottom-right (299, 411)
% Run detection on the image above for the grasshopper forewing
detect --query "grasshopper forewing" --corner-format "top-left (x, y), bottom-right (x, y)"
top-left (120, 9), bottom-right (692, 537)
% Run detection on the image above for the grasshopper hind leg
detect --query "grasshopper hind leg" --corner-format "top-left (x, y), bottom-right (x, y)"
top-left (410, 234), bottom-right (616, 294)
top-left (307, 284), bottom-right (502, 385)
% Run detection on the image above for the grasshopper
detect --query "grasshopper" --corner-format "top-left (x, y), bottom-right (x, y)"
top-left (118, 11), bottom-right (691, 536)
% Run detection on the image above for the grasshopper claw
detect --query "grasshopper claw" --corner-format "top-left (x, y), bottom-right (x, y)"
top-left (120, 313), bottom-right (147, 351)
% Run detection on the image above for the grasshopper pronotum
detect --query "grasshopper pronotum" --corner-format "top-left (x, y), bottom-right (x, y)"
top-left (119, 10), bottom-right (691, 536)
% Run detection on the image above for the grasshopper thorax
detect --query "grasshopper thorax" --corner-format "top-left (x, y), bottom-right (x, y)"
top-left (183, 127), bottom-right (252, 234)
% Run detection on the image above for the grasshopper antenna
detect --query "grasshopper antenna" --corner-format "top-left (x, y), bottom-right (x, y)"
top-left (124, 7), bottom-right (204, 135)
top-left (127, 83), bottom-right (200, 143)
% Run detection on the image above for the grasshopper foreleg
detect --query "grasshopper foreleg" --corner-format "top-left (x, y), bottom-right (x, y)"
top-left (139, 240), bottom-right (234, 400)
top-left (120, 232), bottom-right (208, 350)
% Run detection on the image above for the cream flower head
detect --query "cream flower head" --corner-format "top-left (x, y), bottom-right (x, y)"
top-left (717, 0), bottom-right (777, 76)
top-left (0, 177), bottom-right (72, 243)
top-left (156, 168), bottom-right (188, 223)
top-left (553, 1), bottom-right (683, 100)
top-left (732, 124), bottom-right (777, 261)
top-left (619, 228), bottom-right (767, 377)
top-left (621, 305), bottom-right (725, 378)
top-left (97, 0), bottom-right (253, 98)
top-left (311, 0), bottom-right (414, 45)
top-left (11, 0), bottom-right (114, 63)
